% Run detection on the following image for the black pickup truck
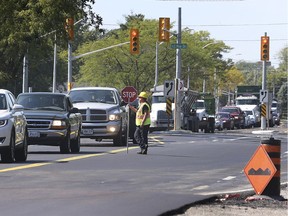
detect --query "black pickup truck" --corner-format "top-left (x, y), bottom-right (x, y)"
top-left (16, 92), bottom-right (82, 153)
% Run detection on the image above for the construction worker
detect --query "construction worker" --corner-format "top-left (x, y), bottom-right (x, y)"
top-left (128, 92), bottom-right (151, 154)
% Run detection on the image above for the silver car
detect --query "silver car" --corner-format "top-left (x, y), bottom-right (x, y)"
top-left (0, 89), bottom-right (28, 162)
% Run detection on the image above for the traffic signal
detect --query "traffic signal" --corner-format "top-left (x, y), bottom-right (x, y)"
top-left (130, 29), bottom-right (139, 54)
top-left (261, 36), bottom-right (269, 61)
top-left (65, 18), bottom-right (74, 41)
top-left (159, 18), bottom-right (170, 42)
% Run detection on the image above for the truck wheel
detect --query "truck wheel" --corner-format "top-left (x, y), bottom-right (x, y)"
top-left (15, 130), bottom-right (28, 162)
top-left (121, 130), bottom-right (128, 146)
top-left (60, 132), bottom-right (71, 153)
top-left (113, 130), bottom-right (122, 146)
top-left (70, 130), bottom-right (81, 153)
top-left (1, 130), bottom-right (15, 163)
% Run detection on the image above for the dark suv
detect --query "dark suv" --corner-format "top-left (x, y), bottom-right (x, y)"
top-left (220, 106), bottom-right (245, 129)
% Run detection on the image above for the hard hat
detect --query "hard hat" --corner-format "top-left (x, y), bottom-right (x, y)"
top-left (138, 92), bottom-right (148, 99)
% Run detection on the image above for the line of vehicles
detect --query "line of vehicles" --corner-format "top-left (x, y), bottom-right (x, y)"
top-left (0, 85), bottom-right (282, 163)
top-left (0, 87), bottom-right (131, 163)
top-left (149, 85), bottom-right (281, 133)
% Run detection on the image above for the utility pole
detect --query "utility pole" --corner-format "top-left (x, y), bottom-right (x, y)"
top-left (22, 52), bottom-right (28, 93)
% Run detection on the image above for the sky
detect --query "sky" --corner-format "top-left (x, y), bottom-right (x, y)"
top-left (92, 0), bottom-right (288, 68)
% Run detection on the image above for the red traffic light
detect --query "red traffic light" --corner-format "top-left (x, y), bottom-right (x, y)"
top-left (261, 36), bottom-right (269, 61)
top-left (130, 29), bottom-right (139, 54)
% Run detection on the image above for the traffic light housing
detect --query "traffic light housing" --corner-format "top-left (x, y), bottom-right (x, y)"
top-left (159, 18), bottom-right (170, 42)
top-left (261, 36), bottom-right (269, 61)
top-left (130, 29), bottom-right (139, 54)
top-left (65, 18), bottom-right (74, 41)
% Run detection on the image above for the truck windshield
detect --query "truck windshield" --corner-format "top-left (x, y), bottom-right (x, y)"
top-left (17, 94), bottom-right (65, 110)
top-left (70, 90), bottom-right (117, 104)
top-left (192, 101), bottom-right (205, 109)
top-left (236, 99), bottom-right (259, 105)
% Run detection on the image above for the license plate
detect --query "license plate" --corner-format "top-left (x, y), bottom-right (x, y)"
top-left (28, 131), bottom-right (40, 137)
top-left (82, 129), bottom-right (94, 135)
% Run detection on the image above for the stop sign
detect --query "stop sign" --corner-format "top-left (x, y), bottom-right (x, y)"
top-left (121, 86), bottom-right (138, 103)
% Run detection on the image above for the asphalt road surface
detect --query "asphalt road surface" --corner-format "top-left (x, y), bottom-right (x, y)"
top-left (0, 129), bottom-right (287, 216)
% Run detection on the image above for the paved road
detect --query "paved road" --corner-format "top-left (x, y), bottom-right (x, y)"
top-left (0, 129), bottom-right (286, 216)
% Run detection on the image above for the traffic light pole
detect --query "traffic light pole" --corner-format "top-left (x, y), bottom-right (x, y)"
top-left (174, 7), bottom-right (182, 130)
top-left (67, 41), bottom-right (73, 91)
top-left (261, 32), bottom-right (268, 130)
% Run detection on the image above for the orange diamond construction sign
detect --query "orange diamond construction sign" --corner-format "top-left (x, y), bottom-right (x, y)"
top-left (244, 145), bottom-right (276, 195)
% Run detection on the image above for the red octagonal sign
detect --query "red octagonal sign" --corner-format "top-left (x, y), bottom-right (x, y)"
top-left (121, 86), bottom-right (138, 103)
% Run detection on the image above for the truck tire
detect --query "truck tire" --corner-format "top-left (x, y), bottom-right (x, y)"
top-left (15, 130), bottom-right (28, 162)
top-left (113, 130), bottom-right (122, 146)
top-left (60, 132), bottom-right (71, 153)
top-left (121, 129), bottom-right (128, 146)
top-left (70, 129), bottom-right (81, 153)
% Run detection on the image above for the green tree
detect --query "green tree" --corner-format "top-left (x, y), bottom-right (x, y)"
top-left (0, 0), bottom-right (101, 94)
top-left (75, 15), bottom-right (231, 94)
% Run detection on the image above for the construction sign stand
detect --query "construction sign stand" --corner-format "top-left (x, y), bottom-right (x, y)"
top-left (244, 136), bottom-right (282, 197)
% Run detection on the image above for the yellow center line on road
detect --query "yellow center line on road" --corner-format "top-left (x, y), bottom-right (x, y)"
top-left (0, 136), bottom-right (163, 173)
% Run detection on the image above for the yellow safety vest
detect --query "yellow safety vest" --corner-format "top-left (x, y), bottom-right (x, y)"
top-left (136, 102), bottom-right (151, 126)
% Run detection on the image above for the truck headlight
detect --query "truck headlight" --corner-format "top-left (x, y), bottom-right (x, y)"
top-left (0, 119), bottom-right (7, 127)
top-left (202, 117), bottom-right (207, 121)
top-left (51, 120), bottom-right (66, 129)
top-left (109, 114), bottom-right (121, 121)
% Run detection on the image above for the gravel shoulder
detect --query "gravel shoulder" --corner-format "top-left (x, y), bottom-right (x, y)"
top-left (176, 184), bottom-right (287, 216)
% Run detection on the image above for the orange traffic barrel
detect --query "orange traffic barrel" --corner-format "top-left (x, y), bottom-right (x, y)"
top-left (261, 138), bottom-right (281, 196)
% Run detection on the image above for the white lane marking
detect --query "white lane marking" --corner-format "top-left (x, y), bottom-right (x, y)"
top-left (222, 176), bottom-right (236, 181)
top-left (190, 185), bottom-right (210, 191)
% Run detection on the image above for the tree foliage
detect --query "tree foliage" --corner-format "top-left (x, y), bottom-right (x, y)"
top-left (75, 15), bottom-right (232, 93)
top-left (0, 0), bottom-right (101, 94)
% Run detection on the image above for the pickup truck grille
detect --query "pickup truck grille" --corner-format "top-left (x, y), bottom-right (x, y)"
top-left (79, 109), bottom-right (107, 122)
top-left (27, 120), bottom-right (51, 129)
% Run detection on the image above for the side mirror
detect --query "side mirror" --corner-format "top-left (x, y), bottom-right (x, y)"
top-left (70, 107), bottom-right (79, 113)
top-left (12, 104), bottom-right (24, 111)
top-left (120, 101), bottom-right (127, 106)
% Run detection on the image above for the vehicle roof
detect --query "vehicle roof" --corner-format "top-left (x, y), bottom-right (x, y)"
top-left (236, 95), bottom-right (258, 99)
top-left (18, 92), bottom-right (67, 96)
top-left (69, 87), bottom-right (118, 91)
top-left (216, 112), bottom-right (231, 114)
top-left (222, 106), bottom-right (240, 109)
top-left (0, 89), bottom-right (13, 94)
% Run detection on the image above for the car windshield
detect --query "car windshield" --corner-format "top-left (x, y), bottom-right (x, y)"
top-left (17, 94), bottom-right (65, 111)
top-left (0, 94), bottom-right (7, 109)
top-left (69, 90), bottom-right (117, 104)
top-left (222, 108), bottom-right (239, 113)
top-left (217, 113), bottom-right (229, 118)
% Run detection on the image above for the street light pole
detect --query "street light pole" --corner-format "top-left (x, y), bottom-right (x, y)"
top-left (52, 33), bottom-right (57, 93)
top-left (154, 41), bottom-right (159, 93)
